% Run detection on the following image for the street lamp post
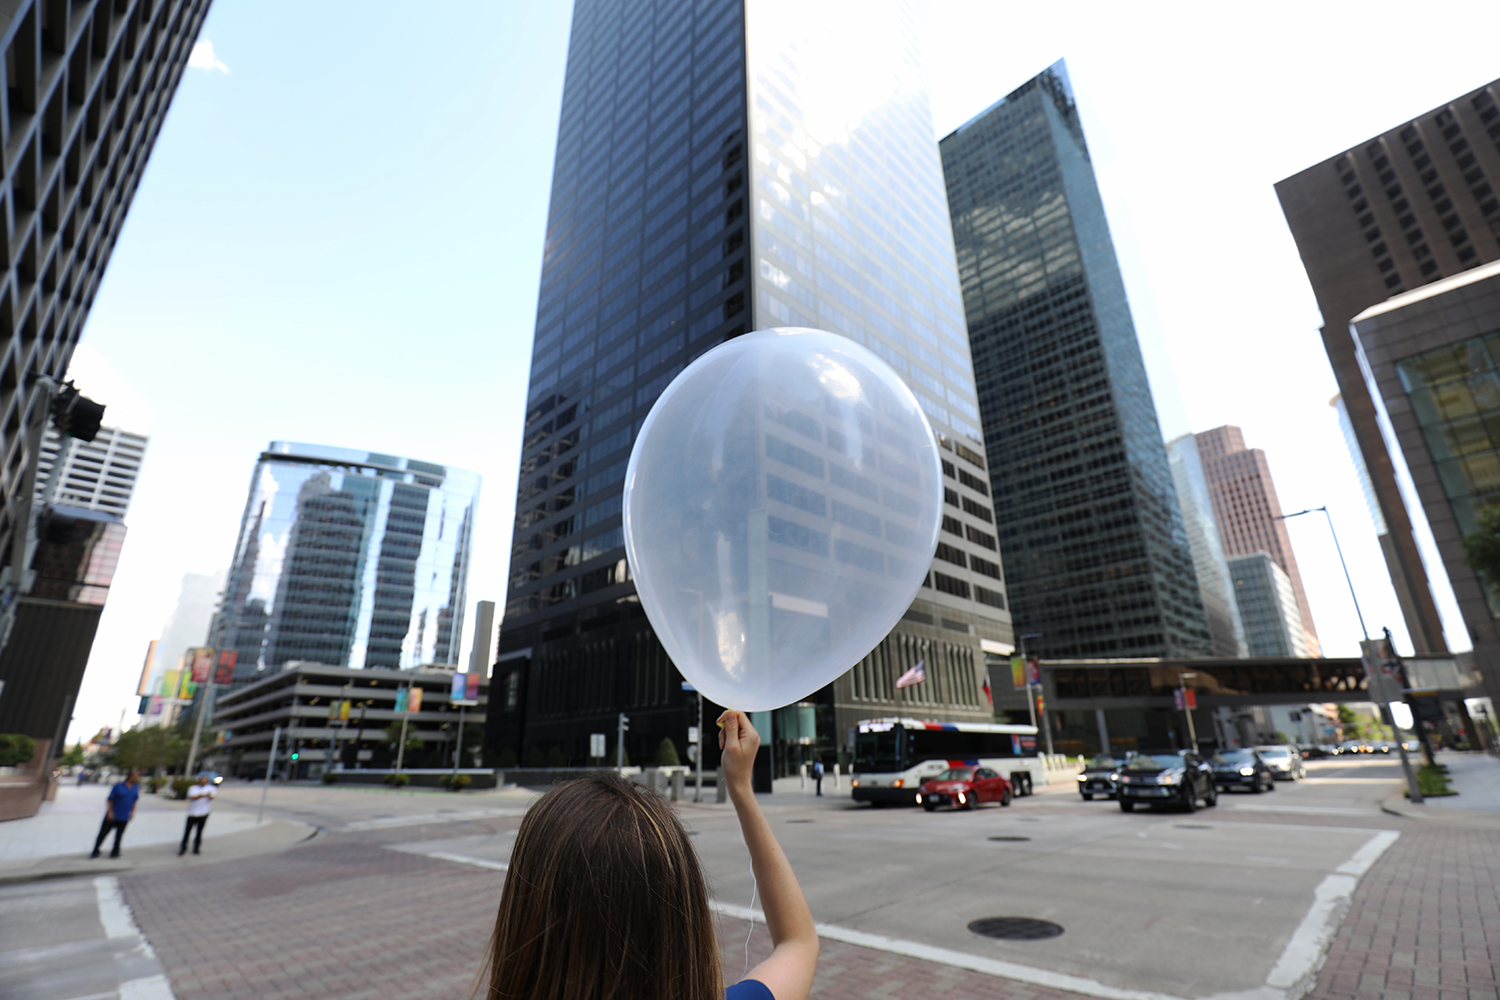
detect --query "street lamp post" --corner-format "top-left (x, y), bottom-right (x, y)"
top-left (1279, 506), bottom-right (1423, 803)
top-left (1017, 633), bottom-right (1051, 756)
top-left (1179, 672), bottom-right (1198, 751)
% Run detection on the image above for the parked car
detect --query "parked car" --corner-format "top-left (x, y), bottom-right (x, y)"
top-left (1297, 744), bottom-right (1336, 759)
top-left (1211, 748), bottom-right (1275, 793)
top-left (1076, 754), bottom-right (1125, 800)
top-left (1254, 745), bottom-right (1306, 780)
top-left (1336, 740), bottom-right (1372, 755)
top-left (1370, 740), bottom-right (1397, 754)
top-left (1117, 751), bottom-right (1216, 813)
top-left (1400, 738), bottom-right (1421, 752)
top-left (916, 766), bottom-right (1013, 811)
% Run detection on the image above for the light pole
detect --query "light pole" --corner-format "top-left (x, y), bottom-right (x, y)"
top-left (1017, 633), bottom-right (1051, 756)
top-left (1282, 506), bottom-right (1423, 801)
top-left (1178, 672), bottom-right (1198, 751)
top-left (1277, 506), bottom-right (1367, 639)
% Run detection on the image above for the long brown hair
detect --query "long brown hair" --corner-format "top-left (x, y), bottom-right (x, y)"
top-left (482, 774), bottom-right (723, 1000)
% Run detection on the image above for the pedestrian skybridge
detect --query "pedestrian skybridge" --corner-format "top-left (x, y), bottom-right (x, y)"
top-left (1044, 655), bottom-right (1478, 709)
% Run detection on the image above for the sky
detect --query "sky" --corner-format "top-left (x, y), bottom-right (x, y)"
top-left (63, 1), bottom-right (1500, 742)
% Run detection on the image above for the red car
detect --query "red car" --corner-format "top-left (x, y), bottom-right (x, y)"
top-left (916, 766), bottom-right (1013, 811)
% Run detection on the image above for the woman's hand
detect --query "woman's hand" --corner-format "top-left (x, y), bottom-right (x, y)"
top-left (718, 710), bottom-right (759, 798)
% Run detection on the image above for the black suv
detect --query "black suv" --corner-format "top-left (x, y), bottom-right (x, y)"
top-left (1117, 750), bottom-right (1217, 813)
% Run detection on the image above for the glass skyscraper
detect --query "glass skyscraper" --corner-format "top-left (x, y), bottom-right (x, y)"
top-left (212, 443), bottom-right (479, 680)
top-left (495, 0), bottom-right (1012, 769)
top-left (940, 62), bottom-right (1212, 661)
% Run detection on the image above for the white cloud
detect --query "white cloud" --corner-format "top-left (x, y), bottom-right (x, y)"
top-left (187, 39), bottom-right (229, 74)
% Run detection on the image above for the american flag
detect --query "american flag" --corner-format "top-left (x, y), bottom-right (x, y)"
top-left (895, 661), bottom-right (926, 689)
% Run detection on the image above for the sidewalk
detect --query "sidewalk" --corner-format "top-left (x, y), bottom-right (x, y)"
top-left (1427, 750), bottom-right (1500, 812)
top-left (0, 784), bottom-right (314, 885)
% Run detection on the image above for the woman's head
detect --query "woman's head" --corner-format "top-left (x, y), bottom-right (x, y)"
top-left (484, 774), bottom-right (721, 1000)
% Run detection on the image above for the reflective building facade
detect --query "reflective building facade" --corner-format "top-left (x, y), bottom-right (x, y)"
top-left (495, 0), bottom-right (1011, 772)
top-left (939, 62), bottom-right (1212, 661)
top-left (1166, 435), bottom-right (1247, 658)
top-left (1228, 553), bottom-right (1310, 659)
top-left (212, 444), bottom-right (479, 680)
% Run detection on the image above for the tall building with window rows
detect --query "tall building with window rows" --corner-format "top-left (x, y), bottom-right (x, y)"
top-left (939, 61), bottom-right (1212, 662)
top-left (491, 0), bottom-right (1015, 774)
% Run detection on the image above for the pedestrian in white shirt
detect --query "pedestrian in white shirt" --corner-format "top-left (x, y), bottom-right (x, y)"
top-left (179, 774), bottom-right (216, 856)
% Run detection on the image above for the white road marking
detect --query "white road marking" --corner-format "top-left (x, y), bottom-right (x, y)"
top-left (120, 976), bottom-right (176, 1000)
top-left (714, 901), bottom-right (1189, 1000)
top-left (423, 826), bottom-right (1401, 1000)
top-left (1262, 830), bottom-right (1400, 998)
top-left (94, 877), bottom-right (144, 942)
top-left (93, 877), bottom-right (177, 1000)
top-left (423, 851), bottom-right (510, 872)
top-left (341, 807), bottom-right (527, 831)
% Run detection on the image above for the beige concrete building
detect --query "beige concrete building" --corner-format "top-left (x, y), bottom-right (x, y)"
top-left (1196, 426), bottom-right (1321, 658)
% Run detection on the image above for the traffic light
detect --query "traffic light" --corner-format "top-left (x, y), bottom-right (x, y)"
top-left (290, 750), bottom-right (300, 761)
top-left (49, 384), bottom-right (106, 442)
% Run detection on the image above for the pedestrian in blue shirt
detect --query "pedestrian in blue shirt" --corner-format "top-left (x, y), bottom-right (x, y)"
top-left (90, 770), bottom-right (140, 859)
top-left (813, 759), bottom-right (824, 796)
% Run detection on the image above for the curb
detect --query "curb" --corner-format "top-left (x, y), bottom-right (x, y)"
top-left (0, 818), bottom-right (319, 887)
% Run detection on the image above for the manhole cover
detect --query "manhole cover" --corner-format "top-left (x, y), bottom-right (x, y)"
top-left (968, 917), bottom-right (1064, 940)
top-left (987, 836), bottom-right (1031, 842)
top-left (787, 818), bottom-right (815, 823)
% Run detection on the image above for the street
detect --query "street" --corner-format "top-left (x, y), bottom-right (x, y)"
top-left (2, 754), bottom-right (1497, 1000)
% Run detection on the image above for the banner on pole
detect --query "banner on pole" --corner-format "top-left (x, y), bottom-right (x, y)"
top-left (190, 647), bottom-right (213, 684)
top-left (1010, 655), bottom-right (1025, 690)
top-left (408, 687), bottom-right (423, 713)
top-left (395, 688), bottom-right (408, 713)
top-left (215, 649), bottom-right (237, 685)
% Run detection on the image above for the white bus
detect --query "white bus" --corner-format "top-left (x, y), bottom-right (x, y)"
top-left (850, 718), bottom-right (1045, 806)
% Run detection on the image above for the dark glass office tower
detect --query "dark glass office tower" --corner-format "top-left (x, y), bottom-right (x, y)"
top-left (940, 62), bottom-right (1212, 661)
top-left (495, 0), bottom-right (1014, 770)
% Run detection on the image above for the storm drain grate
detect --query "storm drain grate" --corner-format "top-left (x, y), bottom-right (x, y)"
top-left (987, 836), bottom-right (1031, 842)
top-left (968, 917), bottom-right (1063, 940)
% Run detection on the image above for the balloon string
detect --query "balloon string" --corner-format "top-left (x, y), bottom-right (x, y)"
top-left (744, 865), bottom-right (758, 981)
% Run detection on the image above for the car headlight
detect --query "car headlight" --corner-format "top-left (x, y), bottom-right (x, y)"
top-left (1239, 767), bottom-right (1254, 776)
top-left (851, 780), bottom-right (859, 787)
top-left (914, 793), bottom-right (923, 804)
top-left (892, 779), bottom-right (904, 788)
top-left (1159, 773), bottom-right (1180, 785)
top-left (1119, 775), bottom-right (1131, 783)
top-left (1077, 774), bottom-right (1087, 781)
top-left (957, 792), bottom-right (966, 804)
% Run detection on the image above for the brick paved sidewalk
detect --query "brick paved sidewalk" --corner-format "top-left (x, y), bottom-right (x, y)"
top-left (119, 823), bottom-right (1098, 1000)
top-left (1307, 818), bottom-right (1500, 1000)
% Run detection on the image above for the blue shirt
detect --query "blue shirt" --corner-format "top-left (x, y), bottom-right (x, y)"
top-left (106, 781), bottom-right (140, 822)
top-left (727, 981), bottom-right (773, 1000)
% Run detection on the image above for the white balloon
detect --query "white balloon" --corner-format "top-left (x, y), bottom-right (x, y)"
top-left (623, 327), bottom-right (943, 711)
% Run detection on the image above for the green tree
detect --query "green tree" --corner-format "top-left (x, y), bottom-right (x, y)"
top-left (59, 742), bottom-right (86, 767)
top-left (1463, 505), bottom-right (1500, 584)
top-left (655, 737), bottom-right (680, 766)
top-left (383, 720), bottom-right (424, 753)
top-left (0, 733), bottom-right (38, 767)
top-left (110, 727), bottom-right (187, 773)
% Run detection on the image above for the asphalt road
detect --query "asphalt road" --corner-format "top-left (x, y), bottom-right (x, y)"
top-left (259, 755), bottom-right (1405, 1000)
top-left (3, 756), bottom-right (1410, 1000)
